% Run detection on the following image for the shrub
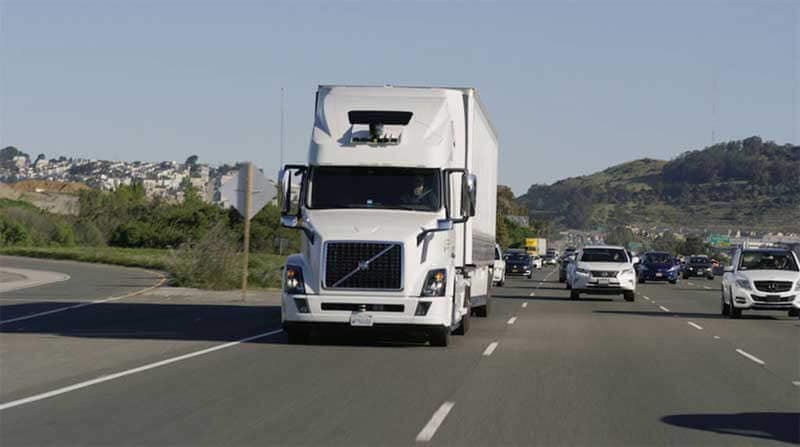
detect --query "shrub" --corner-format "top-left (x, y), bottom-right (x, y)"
top-left (170, 223), bottom-right (241, 290)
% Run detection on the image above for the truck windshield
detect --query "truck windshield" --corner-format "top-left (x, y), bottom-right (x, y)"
top-left (308, 166), bottom-right (441, 211)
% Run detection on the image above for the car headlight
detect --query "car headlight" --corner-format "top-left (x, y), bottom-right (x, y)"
top-left (669, 265), bottom-right (680, 271)
top-left (735, 279), bottom-right (752, 291)
top-left (576, 267), bottom-right (590, 275)
top-left (620, 268), bottom-right (635, 276)
top-left (421, 269), bottom-right (447, 297)
top-left (795, 280), bottom-right (800, 292)
top-left (284, 265), bottom-right (305, 294)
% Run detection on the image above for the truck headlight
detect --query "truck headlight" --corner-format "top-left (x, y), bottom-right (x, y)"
top-left (284, 265), bottom-right (305, 294)
top-left (735, 279), bottom-right (752, 291)
top-left (421, 269), bottom-right (447, 297)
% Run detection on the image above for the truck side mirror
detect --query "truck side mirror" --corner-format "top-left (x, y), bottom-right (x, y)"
top-left (462, 173), bottom-right (477, 218)
top-left (278, 165), bottom-right (307, 218)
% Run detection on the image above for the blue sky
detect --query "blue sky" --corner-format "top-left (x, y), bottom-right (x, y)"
top-left (1, 0), bottom-right (797, 194)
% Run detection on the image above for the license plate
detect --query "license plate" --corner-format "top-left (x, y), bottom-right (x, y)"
top-left (350, 313), bottom-right (373, 327)
top-left (598, 278), bottom-right (609, 285)
top-left (655, 273), bottom-right (663, 277)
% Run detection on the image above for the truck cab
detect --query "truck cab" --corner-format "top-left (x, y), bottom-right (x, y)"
top-left (278, 85), bottom-right (498, 346)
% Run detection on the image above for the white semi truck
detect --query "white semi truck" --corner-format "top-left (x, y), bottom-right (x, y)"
top-left (278, 85), bottom-right (498, 346)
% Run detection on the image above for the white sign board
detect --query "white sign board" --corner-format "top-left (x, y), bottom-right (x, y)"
top-left (219, 165), bottom-right (274, 220)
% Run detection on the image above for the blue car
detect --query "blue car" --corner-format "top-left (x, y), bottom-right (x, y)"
top-left (637, 251), bottom-right (680, 284)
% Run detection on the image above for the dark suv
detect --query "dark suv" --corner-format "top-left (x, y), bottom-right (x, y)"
top-left (683, 255), bottom-right (714, 280)
top-left (504, 251), bottom-right (534, 279)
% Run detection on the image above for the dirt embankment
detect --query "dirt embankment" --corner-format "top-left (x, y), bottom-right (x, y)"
top-left (0, 181), bottom-right (86, 215)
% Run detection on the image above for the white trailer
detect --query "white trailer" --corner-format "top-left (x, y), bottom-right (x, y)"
top-left (278, 85), bottom-right (498, 346)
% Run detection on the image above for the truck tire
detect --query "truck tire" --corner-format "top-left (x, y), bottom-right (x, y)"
top-left (286, 327), bottom-right (311, 345)
top-left (639, 276), bottom-right (646, 284)
top-left (721, 294), bottom-right (730, 316)
top-left (473, 295), bottom-right (490, 317)
top-left (430, 327), bottom-right (450, 347)
top-left (729, 306), bottom-right (742, 319)
top-left (787, 308), bottom-right (798, 317)
top-left (570, 290), bottom-right (580, 300)
top-left (454, 310), bottom-right (470, 335)
top-left (624, 291), bottom-right (635, 302)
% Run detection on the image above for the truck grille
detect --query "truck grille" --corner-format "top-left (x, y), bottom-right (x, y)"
top-left (753, 281), bottom-right (793, 293)
top-left (324, 242), bottom-right (402, 290)
top-left (591, 271), bottom-right (617, 278)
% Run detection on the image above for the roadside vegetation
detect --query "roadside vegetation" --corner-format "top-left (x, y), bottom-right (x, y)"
top-left (0, 183), bottom-right (296, 289)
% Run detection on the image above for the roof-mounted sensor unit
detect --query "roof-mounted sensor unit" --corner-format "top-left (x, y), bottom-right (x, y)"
top-left (348, 111), bottom-right (412, 145)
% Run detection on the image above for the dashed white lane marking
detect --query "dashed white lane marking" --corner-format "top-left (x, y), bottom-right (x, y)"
top-left (529, 291), bottom-right (536, 296)
top-left (483, 342), bottom-right (499, 356)
top-left (792, 381), bottom-right (800, 387)
top-left (416, 402), bottom-right (455, 442)
top-left (659, 305), bottom-right (670, 312)
top-left (687, 281), bottom-right (695, 286)
top-left (687, 321), bottom-right (703, 330)
top-left (713, 335), bottom-right (721, 339)
top-left (703, 286), bottom-right (712, 290)
top-left (736, 349), bottom-right (766, 366)
top-left (0, 328), bottom-right (283, 411)
top-left (643, 296), bottom-right (651, 301)
top-left (507, 317), bottom-right (517, 325)
top-left (0, 274), bottom-right (166, 325)
top-left (522, 302), bottom-right (528, 308)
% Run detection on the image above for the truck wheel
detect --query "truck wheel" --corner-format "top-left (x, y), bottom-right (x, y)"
top-left (683, 274), bottom-right (689, 280)
top-left (286, 327), bottom-right (311, 345)
top-left (707, 275), bottom-right (714, 280)
top-left (454, 310), bottom-right (470, 335)
top-left (624, 291), bottom-right (635, 302)
top-left (729, 306), bottom-right (742, 319)
top-left (429, 327), bottom-right (450, 347)
top-left (669, 279), bottom-right (677, 285)
top-left (721, 294), bottom-right (730, 316)
top-left (639, 277), bottom-right (646, 284)
top-left (497, 278), bottom-right (505, 287)
top-left (787, 308), bottom-right (798, 317)
top-left (473, 295), bottom-right (490, 317)
top-left (570, 290), bottom-right (579, 300)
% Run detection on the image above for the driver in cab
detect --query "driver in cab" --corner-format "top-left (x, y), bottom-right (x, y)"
top-left (401, 175), bottom-right (438, 210)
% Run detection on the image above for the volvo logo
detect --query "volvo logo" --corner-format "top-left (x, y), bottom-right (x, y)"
top-left (358, 260), bottom-right (370, 271)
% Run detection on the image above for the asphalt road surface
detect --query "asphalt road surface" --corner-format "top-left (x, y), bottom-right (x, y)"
top-left (0, 258), bottom-right (798, 446)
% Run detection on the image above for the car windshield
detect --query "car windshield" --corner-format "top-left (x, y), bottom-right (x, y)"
top-left (690, 257), bottom-right (709, 264)
top-left (506, 254), bottom-right (530, 262)
top-left (308, 166), bottom-right (440, 211)
top-left (739, 251), bottom-right (799, 271)
top-left (645, 253), bottom-right (672, 264)
top-left (581, 248), bottom-right (628, 263)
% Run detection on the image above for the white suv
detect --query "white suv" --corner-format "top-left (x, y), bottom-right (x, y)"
top-left (721, 248), bottom-right (800, 319)
top-left (567, 245), bottom-right (638, 301)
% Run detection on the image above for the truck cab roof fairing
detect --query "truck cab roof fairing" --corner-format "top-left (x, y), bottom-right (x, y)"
top-left (309, 86), bottom-right (464, 168)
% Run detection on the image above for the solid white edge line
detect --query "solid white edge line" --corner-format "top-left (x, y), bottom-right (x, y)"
top-left (0, 328), bottom-right (283, 411)
top-left (0, 274), bottom-right (166, 325)
top-left (483, 341), bottom-right (499, 356)
top-left (736, 348), bottom-right (766, 366)
top-left (703, 286), bottom-right (712, 290)
top-left (522, 302), bottom-right (528, 308)
top-left (687, 321), bottom-right (703, 330)
top-left (659, 305), bottom-right (670, 312)
top-left (713, 335), bottom-right (721, 339)
top-left (416, 402), bottom-right (455, 442)
top-left (792, 381), bottom-right (800, 387)
top-left (507, 317), bottom-right (517, 325)
top-left (688, 282), bottom-right (695, 286)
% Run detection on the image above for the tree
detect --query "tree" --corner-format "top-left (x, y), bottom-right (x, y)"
top-left (185, 155), bottom-right (199, 166)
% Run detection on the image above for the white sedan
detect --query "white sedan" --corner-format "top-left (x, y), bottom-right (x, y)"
top-left (721, 248), bottom-right (800, 319)
top-left (567, 245), bottom-right (638, 301)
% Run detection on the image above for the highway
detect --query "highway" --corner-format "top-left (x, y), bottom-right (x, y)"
top-left (0, 257), bottom-right (798, 446)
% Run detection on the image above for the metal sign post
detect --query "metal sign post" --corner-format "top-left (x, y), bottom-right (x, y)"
top-left (219, 163), bottom-right (274, 301)
top-left (241, 162), bottom-right (252, 300)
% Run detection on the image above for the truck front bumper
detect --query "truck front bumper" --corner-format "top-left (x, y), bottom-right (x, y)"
top-left (281, 292), bottom-right (450, 327)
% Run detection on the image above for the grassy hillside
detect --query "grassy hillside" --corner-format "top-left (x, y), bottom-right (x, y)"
top-left (518, 137), bottom-right (800, 232)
